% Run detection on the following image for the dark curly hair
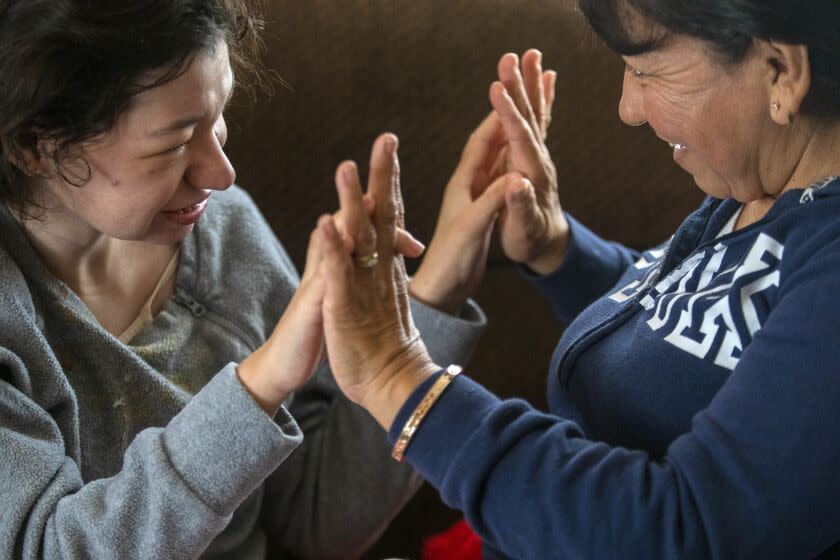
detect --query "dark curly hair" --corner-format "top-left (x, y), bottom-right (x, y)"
top-left (0, 0), bottom-right (264, 218)
top-left (579, 0), bottom-right (840, 119)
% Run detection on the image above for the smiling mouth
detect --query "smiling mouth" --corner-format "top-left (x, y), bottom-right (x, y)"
top-left (669, 143), bottom-right (687, 151)
top-left (171, 202), bottom-right (200, 214)
top-left (163, 196), bottom-right (209, 214)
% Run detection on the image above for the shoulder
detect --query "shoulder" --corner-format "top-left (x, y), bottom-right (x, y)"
top-left (0, 241), bottom-right (37, 324)
top-left (191, 185), bottom-right (297, 275)
top-left (767, 179), bottom-right (840, 262)
top-left (179, 185), bottom-right (299, 329)
top-left (200, 185), bottom-right (274, 240)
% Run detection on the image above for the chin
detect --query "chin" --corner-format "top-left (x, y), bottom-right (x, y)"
top-left (690, 172), bottom-right (735, 201)
top-left (153, 225), bottom-right (195, 245)
top-left (130, 224), bottom-right (195, 245)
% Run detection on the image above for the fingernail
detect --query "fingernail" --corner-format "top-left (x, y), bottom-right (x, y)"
top-left (341, 162), bottom-right (356, 183)
top-left (382, 133), bottom-right (398, 153)
top-left (515, 180), bottom-right (531, 200)
top-left (323, 217), bottom-right (338, 238)
top-left (410, 237), bottom-right (426, 254)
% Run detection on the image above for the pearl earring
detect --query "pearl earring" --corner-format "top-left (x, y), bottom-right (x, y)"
top-left (771, 102), bottom-right (780, 112)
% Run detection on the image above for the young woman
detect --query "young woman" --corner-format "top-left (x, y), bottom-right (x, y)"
top-left (0, 2), bottom-right (490, 558)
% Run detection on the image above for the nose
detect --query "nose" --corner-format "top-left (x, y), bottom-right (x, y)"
top-left (185, 129), bottom-right (236, 191)
top-left (618, 71), bottom-right (648, 127)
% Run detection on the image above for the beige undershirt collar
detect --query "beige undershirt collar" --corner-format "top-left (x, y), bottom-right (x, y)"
top-left (118, 248), bottom-right (180, 343)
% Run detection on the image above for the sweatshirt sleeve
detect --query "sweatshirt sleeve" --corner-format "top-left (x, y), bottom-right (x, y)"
top-left (524, 214), bottom-right (641, 324)
top-left (261, 297), bottom-right (486, 560)
top-left (0, 361), bottom-right (302, 560)
top-left (387, 240), bottom-right (840, 560)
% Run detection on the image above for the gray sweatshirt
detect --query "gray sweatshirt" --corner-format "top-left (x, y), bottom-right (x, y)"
top-left (0, 187), bottom-right (485, 559)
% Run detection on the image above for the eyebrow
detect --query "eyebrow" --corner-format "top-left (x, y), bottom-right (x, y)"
top-left (146, 85), bottom-right (235, 138)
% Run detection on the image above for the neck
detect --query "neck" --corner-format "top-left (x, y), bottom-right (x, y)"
top-left (777, 116), bottom-right (840, 196)
top-left (741, 116), bottom-right (840, 229)
top-left (15, 204), bottom-right (173, 302)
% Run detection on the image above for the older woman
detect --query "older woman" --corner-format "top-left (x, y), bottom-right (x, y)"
top-left (0, 1), bottom-right (491, 558)
top-left (312, 1), bottom-right (840, 558)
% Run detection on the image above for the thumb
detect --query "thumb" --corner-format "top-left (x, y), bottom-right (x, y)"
top-left (462, 172), bottom-right (523, 234)
top-left (300, 225), bottom-right (324, 284)
top-left (503, 176), bottom-right (540, 227)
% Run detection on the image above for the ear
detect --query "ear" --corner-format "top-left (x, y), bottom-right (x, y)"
top-left (3, 134), bottom-right (49, 177)
top-left (760, 40), bottom-right (811, 126)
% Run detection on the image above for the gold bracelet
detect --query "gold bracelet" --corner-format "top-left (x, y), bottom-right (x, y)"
top-left (391, 365), bottom-right (462, 462)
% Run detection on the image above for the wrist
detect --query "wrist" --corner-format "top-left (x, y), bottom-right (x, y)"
top-left (524, 215), bottom-right (570, 276)
top-left (237, 347), bottom-right (291, 418)
top-left (408, 273), bottom-right (466, 316)
top-left (361, 356), bottom-right (441, 429)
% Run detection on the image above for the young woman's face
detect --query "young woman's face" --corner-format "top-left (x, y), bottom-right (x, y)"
top-left (37, 42), bottom-right (236, 245)
top-left (618, 33), bottom-right (781, 202)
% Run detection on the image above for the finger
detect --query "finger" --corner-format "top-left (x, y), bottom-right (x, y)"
top-left (331, 211), bottom-right (355, 253)
top-left (502, 177), bottom-right (542, 240)
top-left (336, 161), bottom-right (377, 259)
top-left (393, 253), bottom-right (414, 335)
top-left (362, 193), bottom-right (375, 215)
top-left (396, 228), bottom-right (426, 259)
top-left (542, 70), bottom-right (557, 139)
top-left (451, 112), bottom-right (504, 183)
top-left (358, 193), bottom-right (423, 258)
top-left (300, 224), bottom-right (324, 284)
top-left (466, 172), bottom-right (523, 231)
top-left (367, 133), bottom-right (400, 259)
top-left (489, 81), bottom-right (543, 175)
top-left (497, 53), bottom-right (541, 138)
top-left (522, 50), bottom-right (545, 137)
top-left (318, 215), bottom-right (354, 311)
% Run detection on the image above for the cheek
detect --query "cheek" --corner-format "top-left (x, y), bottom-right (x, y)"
top-left (142, 163), bottom-right (188, 196)
top-left (644, 89), bottom-right (699, 144)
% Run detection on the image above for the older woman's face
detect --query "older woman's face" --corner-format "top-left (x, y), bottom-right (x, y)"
top-left (619, 34), bottom-right (777, 202)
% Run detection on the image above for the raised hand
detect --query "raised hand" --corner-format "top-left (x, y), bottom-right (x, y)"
top-left (409, 111), bottom-right (526, 314)
top-left (237, 222), bottom-right (328, 416)
top-left (317, 134), bottom-right (440, 428)
top-left (492, 50), bottom-right (570, 276)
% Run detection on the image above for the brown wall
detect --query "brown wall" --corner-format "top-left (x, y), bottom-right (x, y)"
top-left (223, 1), bottom-right (703, 557)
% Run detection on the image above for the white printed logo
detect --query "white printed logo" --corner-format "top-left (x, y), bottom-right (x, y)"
top-left (609, 234), bottom-right (783, 370)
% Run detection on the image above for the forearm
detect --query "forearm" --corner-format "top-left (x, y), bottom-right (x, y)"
top-left (524, 213), bottom-right (641, 323)
top-left (262, 364), bottom-right (424, 559)
top-left (259, 297), bottom-right (484, 556)
top-left (6, 365), bottom-right (302, 559)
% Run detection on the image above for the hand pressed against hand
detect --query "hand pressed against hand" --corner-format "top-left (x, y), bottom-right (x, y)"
top-left (237, 223), bottom-right (329, 416)
top-left (492, 50), bottom-right (570, 276)
top-left (236, 155), bottom-right (427, 417)
top-left (317, 134), bottom-right (440, 429)
top-left (409, 50), bottom-right (566, 318)
top-left (409, 112), bottom-right (526, 315)
top-left (331, 175), bottom-right (427, 260)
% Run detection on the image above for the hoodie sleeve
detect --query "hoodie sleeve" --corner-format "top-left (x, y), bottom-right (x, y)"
top-left (0, 357), bottom-right (302, 560)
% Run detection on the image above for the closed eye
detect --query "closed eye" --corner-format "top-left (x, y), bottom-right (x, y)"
top-left (162, 142), bottom-right (188, 155)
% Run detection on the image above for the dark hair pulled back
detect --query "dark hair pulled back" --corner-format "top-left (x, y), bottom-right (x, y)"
top-left (579, 0), bottom-right (840, 119)
top-left (0, 0), bottom-right (264, 217)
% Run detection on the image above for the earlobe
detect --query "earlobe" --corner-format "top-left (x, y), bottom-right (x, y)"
top-left (766, 41), bottom-right (811, 125)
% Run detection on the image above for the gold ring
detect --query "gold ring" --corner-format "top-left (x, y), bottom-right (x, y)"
top-left (355, 251), bottom-right (379, 268)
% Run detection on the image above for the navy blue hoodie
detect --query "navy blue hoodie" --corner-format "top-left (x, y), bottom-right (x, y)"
top-left (390, 177), bottom-right (840, 559)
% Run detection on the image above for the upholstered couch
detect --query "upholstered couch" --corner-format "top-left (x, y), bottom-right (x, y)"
top-left (224, 1), bottom-right (702, 557)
